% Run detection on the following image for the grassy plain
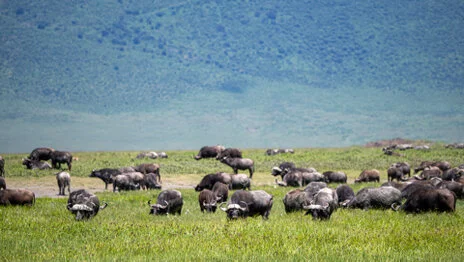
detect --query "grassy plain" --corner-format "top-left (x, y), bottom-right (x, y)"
top-left (1, 145), bottom-right (464, 261)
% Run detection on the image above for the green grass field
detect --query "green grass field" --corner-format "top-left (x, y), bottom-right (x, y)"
top-left (1, 145), bottom-right (464, 261)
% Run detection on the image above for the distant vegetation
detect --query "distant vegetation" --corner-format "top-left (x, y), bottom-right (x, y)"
top-left (0, 1), bottom-right (463, 152)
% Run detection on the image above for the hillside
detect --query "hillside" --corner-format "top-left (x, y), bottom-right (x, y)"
top-left (0, 1), bottom-right (463, 152)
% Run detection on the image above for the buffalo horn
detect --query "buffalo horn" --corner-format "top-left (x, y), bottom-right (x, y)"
top-left (219, 202), bottom-right (228, 212)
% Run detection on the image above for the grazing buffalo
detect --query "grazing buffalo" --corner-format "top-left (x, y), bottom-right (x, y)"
top-left (418, 166), bottom-right (443, 180)
top-left (0, 188), bottom-right (35, 206)
top-left (322, 171), bottom-right (347, 183)
top-left (134, 163), bottom-right (160, 178)
top-left (391, 162), bottom-right (411, 178)
top-left (212, 182), bottom-right (229, 202)
top-left (414, 161), bottom-right (451, 174)
top-left (56, 171), bottom-right (71, 196)
top-left (303, 188), bottom-right (338, 220)
top-left (195, 173), bottom-right (232, 191)
top-left (393, 188), bottom-right (456, 213)
top-left (50, 151), bottom-right (73, 171)
top-left (343, 186), bottom-right (402, 210)
top-left (136, 152), bottom-right (158, 159)
top-left (67, 189), bottom-right (107, 220)
top-left (219, 157), bottom-right (254, 178)
top-left (275, 168), bottom-right (324, 187)
top-left (335, 184), bottom-right (355, 205)
top-left (0, 155), bottom-right (4, 176)
top-left (194, 145), bottom-right (225, 160)
top-left (304, 182), bottom-right (328, 198)
top-left (230, 173), bottom-right (251, 190)
top-left (89, 168), bottom-right (121, 190)
top-left (435, 180), bottom-right (464, 199)
top-left (270, 162), bottom-right (297, 177)
top-left (387, 166), bottom-right (407, 182)
top-left (29, 147), bottom-right (55, 161)
top-left (220, 190), bottom-right (273, 220)
top-left (283, 189), bottom-right (311, 213)
top-left (145, 173), bottom-right (162, 189)
top-left (22, 158), bottom-right (52, 170)
top-left (216, 148), bottom-right (242, 160)
top-left (148, 190), bottom-right (183, 215)
top-left (0, 176), bottom-right (5, 190)
top-left (198, 189), bottom-right (219, 213)
top-left (355, 169), bottom-right (380, 183)
top-left (112, 173), bottom-right (143, 192)
top-left (400, 181), bottom-right (435, 199)
top-left (442, 168), bottom-right (464, 181)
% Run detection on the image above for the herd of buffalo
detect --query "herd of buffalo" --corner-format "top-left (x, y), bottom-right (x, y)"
top-left (1, 145), bottom-right (463, 221)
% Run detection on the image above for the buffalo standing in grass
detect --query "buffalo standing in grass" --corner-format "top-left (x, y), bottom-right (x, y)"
top-left (67, 189), bottom-right (107, 220)
top-left (322, 171), bottom-right (347, 183)
top-left (145, 173), bottom-right (162, 189)
top-left (441, 168), bottom-right (464, 181)
top-left (134, 163), bottom-right (161, 182)
top-left (414, 161), bottom-right (451, 174)
top-left (194, 145), bottom-right (225, 160)
top-left (275, 168), bottom-right (324, 187)
top-left (283, 189), bottom-right (311, 213)
top-left (220, 190), bottom-right (273, 220)
top-left (336, 184), bottom-right (355, 205)
top-left (303, 188), bottom-right (338, 220)
top-left (0, 188), bottom-right (35, 206)
top-left (219, 157), bottom-right (254, 178)
top-left (22, 158), bottom-right (52, 170)
top-left (355, 169), bottom-right (380, 183)
top-left (148, 190), bottom-right (183, 215)
top-left (212, 182), bottom-right (229, 202)
top-left (393, 188), bottom-right (456, 213)
top-left (198, 189), bottom-right (220, 213)
top-left (112, 173), bottom-right (143, 192)
top-left (56, 171), bottom-right (71, 196)
top-left (29, 147), bottom-right (55, 161)
top-left (230, 173), bottom-right (251, 190)
top-left (435, 180), bottom-right (464, 199)
top-left (51, 151), bottom-right (73, 171)
top-left (216, 148), bottom-right (242, 160)
top-left (195, 173), bottom-right (232, 192)
top-left (89, 168), bottom-right (121, 190)
top-left (343, 186), bottom-right (402, 210)
top-left (387, 166), bottom-right (408, 182)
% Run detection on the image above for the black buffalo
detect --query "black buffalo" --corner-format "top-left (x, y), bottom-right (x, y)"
top-left (22, 158), bottom-right (52, 170)
top-left (335, 184), bottom-right (355, 205)
top-left (50, 151), bottom-right (73, 171)
top-left (303, 188), bottom-right (338, 220)
top-left (275, 168), bottom-right (325, 187)
top-left (195, 173), bottom-right (232, 192)
top-left (67, 189), bottom-right (107, 220)
top-left (194, 145), bottom-right (225, 160)
top-left (112, 173), bottom-right (144, 192)
top-left (355, 169), bottom-right (380, 183)
top-left (441, 168), bottom-right (464, 181)
top-left (89, 168), bottom-right (122, 190)
top-left (343, 186), bottom-right (402, 210)
top-left (56, 171), bottom-right (71, 196)
top-left (393, 188), bottom-right (456, 213)
top-left (322, 171), bottom-right (347, 183)
top-left (283, 189), bottom-right (311, 213)
top-left (212, 182), bottom-right (229, 202)
top-left (387, 166), bottom-right (408, 182)
top-left (29, 147), bottom-right (55, 161)
top-left (216, 148), bottom-right (242, 160)
top-left (145, 173), bottom-right (162, 189)
top-left (230, 173), bottom-right (251, 190)
top-left (0, 188), bottom-right (35, 206)
top-left (198, 189), bottom-right (219, 213)
top-left (219, 157), bottom-right (254, 178)
top-left (414, 161), bottom-right (451, 174)
top-left (220, 190), bottom-right (273, 220)
top-left (148, 190), bottom-right (183, 215)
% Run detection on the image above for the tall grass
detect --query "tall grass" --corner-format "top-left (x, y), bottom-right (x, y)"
top-left (1, 145), bottom-right (464, 261)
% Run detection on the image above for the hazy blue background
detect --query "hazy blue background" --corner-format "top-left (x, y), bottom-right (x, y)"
top-left (1, 0), bottom-right (463, 153)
